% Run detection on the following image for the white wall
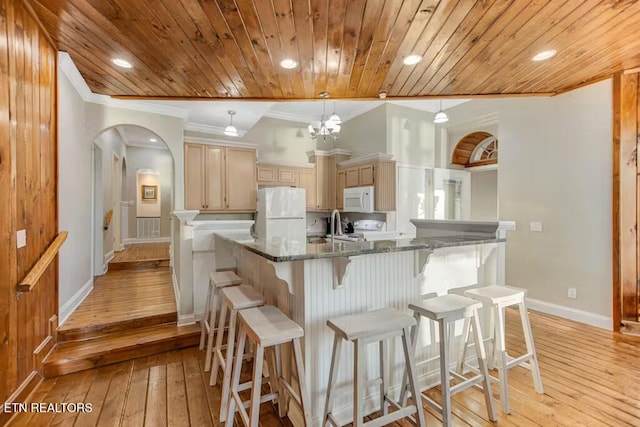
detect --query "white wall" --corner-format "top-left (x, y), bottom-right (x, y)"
top-left (445, 80), bottom-right (613, 319)
top-left (243, 117), bottom-right (325, 164)
top-left (338, 105), bottom-right (387, 157)
top-left (470, 169), bottom-right (498, 220)
top-left (85, 103), bottom-right (184, 209)
top-left (386, 103), bottom-right (436, 166)
top-left (58, 69), bottom-right (92, 318)
top-left (127, 147), bottom-right (173, 237)
top-left (94, 129), bottom-right (127, 258)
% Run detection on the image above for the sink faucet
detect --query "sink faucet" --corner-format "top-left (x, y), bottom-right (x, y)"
top-left (330, 209), bottom-right (343, 243)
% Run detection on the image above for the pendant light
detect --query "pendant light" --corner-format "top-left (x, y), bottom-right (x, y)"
top-left (308, 92), bottom-right (341, 142)
top-left (433, 100), bottom-right (449, 124)
top-left (329, 101), bottom-right (342, 125)
top-left (224, 110), bottom-right (238, 136)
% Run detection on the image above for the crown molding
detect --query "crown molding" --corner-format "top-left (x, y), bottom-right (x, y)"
top-left (184, 121), bottom-right (247, 138)
top-left (306, 149), bottom-right (353, 158)
top-left (59, 52), bottom-right (92, 101)
top-left (338, 152), bottom-right (393, 167)
top-left (263, 110), bottom-right (316, 124)
top-left (126, 141), bottom-right (170, 151)
top-left (88, 93), bottom-right (189, 119)
top-left (184, 136), bottom-right (259, 149)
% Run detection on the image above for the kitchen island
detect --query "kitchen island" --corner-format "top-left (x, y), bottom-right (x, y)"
top-left (214, 223), bottom-right (508, 426)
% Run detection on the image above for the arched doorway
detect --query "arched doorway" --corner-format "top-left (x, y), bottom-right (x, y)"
top-left (91, 124), bottom-right (174, 275)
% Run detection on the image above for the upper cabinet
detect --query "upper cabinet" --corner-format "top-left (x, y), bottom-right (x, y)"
top-left (184, 143), bottom-right (256, 212)
top-left (257, 164), bottom-right (297, 186)
top-left (297, 168), bottom-right (317, 210)
top-left (226, 147), bottom-right (257, 211)
top-left (337, 154), bottom-right (396, 212)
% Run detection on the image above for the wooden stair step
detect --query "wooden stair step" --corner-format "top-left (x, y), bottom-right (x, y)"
top-left (43, 323), bottom-right (200, 377)
top-left (108, 259), bottom-right (170, 271)
top-left (57, 311), bottom-right (178, 342)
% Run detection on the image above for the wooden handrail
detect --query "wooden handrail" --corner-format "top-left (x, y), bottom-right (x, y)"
top-left (17, 231), bottom-right (68, 293)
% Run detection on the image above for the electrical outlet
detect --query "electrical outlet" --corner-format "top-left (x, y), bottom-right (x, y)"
top-left (530, 221), bottom-right (542, 232)
top-left (567, 288), bottom-right (577, 299)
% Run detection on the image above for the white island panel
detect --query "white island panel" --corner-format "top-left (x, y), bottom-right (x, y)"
top-left (231, 240), bottom-right (500, 426)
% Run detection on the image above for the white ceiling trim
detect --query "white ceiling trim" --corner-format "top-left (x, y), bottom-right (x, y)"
top-left (263, 110), bottom-right (316, 123)
top-left (126, 141), bottom-right (169, 151)
top-left (184, 136), bottom-right (258, 149)
top-left (184, 121), bottom-right (247, 137)
top-left (59, 52), bottom-right (92, 101)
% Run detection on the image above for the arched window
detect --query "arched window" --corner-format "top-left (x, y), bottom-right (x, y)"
top-left (451, 132), bottom-right (498, 167)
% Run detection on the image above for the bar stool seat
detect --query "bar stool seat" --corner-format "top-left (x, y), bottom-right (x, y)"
top-left (211, 285), bottom-right (266, 422)
top-left (201, 271), bottom-right (242, 371)
top-left (226, 306), bottom-right (312, 427)
top-left (324, 307), bottom-right (426, 427)
top-left (461, 285), bottom-right (544, 414)
top-left (402, 294), bottom-right (496, 427)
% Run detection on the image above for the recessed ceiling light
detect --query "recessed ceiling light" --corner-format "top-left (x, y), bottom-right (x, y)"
top-left (149, 138), bottom-right (157, 142)
top-left (112, 58), bottom-right (133, 69)
top-left (531, 49), bottom-right (557, 62)
top-left (403, 55), bottom-right (422, 65)
top-left (280, 59), bottom-right (297, 69)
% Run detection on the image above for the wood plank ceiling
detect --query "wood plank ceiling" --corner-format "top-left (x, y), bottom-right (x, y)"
top-left (29, 0), bottom-right (640, 99)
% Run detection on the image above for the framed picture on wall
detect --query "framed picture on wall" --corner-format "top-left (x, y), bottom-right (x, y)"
top-left (142, 185), bottom-right (157, 201)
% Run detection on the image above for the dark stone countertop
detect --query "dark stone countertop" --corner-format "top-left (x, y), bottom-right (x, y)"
top-left (215, 233), bottom-right (504, 262)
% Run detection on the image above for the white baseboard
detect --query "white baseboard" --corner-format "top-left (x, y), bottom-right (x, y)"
top-left (123, 237), bottom-right (171, 244)
top-left (172, 270), bottom-right (180, 309)
top-left (526, 297), bottom-right (612, 330)
top-left (104, 250), bottom-right (114, 264)
top-left (178, 314), bottom-right (196, 326)
top-left (59, 278), bottom-right (94, 326)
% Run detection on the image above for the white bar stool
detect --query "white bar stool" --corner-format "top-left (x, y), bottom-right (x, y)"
top-left (402, 294), bottom-right (496, 427)
top-left (226, 305), bottom-right (312, 427)
top-left (461, 285), bottom-right (544, 414)
top-left (210, 285), bottom-right (266, 421)
top-left (323, 307), bottom-right (426, 427)
top-left (201, 271), bottom-right (242, 372)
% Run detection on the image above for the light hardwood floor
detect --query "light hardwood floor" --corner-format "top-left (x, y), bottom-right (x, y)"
top-left (9, 310), bottom-right (640, 426)
top-left (58, 269), bottom-right (177, 334)
top-left (111, 243), bottom-right (170, 263)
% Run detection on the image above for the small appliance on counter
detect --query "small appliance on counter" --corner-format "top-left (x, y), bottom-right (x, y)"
top-left (255, 187), bottom-right (306, 244)
top-left (333, 219), bottom-right (399, 242)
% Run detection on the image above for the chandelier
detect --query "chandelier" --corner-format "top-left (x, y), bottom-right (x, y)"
top-left (308, 92), bottom-right (341, 142)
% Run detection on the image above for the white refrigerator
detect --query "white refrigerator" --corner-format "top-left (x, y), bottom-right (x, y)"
top-left (255, 187), bottom-right (306, 244)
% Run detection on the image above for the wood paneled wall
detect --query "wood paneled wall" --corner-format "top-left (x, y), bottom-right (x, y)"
top-left (0, 0), bottom-right (57, 417)
top-left (613, 72), bottom-right (640, 332)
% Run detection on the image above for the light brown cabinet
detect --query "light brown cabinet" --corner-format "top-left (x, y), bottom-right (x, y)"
top-left (184, 143), bottom-right (256, 212)
top-left (226, 147), bottom-right (257, 211)
top-left (336, 169), bottom-right (346, 210)
top-left (345, 167), bottom-right (359, 187)
top-left (337, 160), bottom-right (396, 211)
top-left (359, 164), bottom-right (375, 186)
top-left (297, 169), bottom-right (317, 210)
top-left (315, 156), bottom-right (337, 211)
top-left (257, 164), bottom-right (297, 186)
